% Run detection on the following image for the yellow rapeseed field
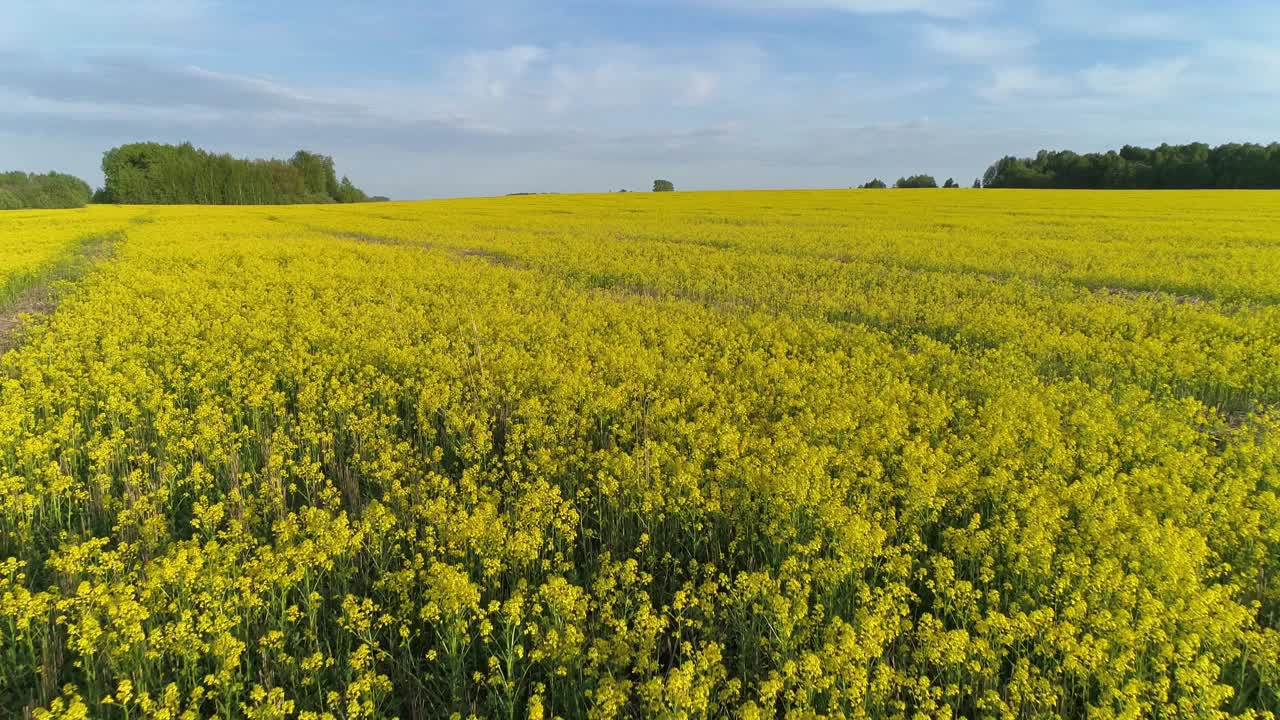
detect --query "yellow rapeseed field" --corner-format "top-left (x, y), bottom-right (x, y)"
top-left (1, 190), bottom-right (1278, 719)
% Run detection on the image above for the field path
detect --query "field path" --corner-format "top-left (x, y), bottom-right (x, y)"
top-left (0, 229), bottom-right (122, 352)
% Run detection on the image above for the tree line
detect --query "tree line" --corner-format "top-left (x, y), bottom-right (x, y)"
top-left (982, 142), bottom-right (1280, 189)
top-left (95, 143), bottom-right (371, 205)
top-left (0, 171), bottom-right (92, 209)
top-left (860, 176), bottom-right (968, 189)
top-left (9, 140), bottom-right (1280, 211)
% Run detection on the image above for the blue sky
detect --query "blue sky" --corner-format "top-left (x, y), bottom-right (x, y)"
top-left (2, 0), bottom-right (1277, 198)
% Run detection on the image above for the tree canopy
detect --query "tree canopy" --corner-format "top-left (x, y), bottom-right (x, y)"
top-left (983, 142), bottom-right (1280, 189)
top-left (0, 171), bottom-right (92, 210)
top-left (98, 143), bottom-right (370, 205)
top-left (859, 179), bottom-right (888, 189)
top-left (653, 179), bottom-right (675, 192)
top-left (895, 175), bottom-right (938, 189)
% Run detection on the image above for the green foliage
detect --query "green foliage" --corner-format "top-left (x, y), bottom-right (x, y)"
top-left (0, 171), bottom-right (92, 210)
top-left (895, 174), bottom-right (938, 188)
top-left (289, 150), bottom-right (341, 200)
top-left (943, 177), bottom-right (959, 188)
top-left (984, 142), bottom-right (1280, 189)
top-left (859, 178), bottom-right (887, 189)
top-left (653, 179), bottom-right (675, 192)
top-left (0, 189), bottom-right (21, 210)
top-left (973, 178), bottom-right (982, 189)
top-left (99, 142), bottom-right (370, 205)
top-left (334, 176), bottom-right (368, 204)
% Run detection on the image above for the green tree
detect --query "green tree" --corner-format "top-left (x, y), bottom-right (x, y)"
top-left (0, 188), bottom-right (21, 210)
top-left (895, 175), bottom-right (938, 189)
top-left (100, 143), bottom-right (369, 205)
top-left (943, 178), bottom-right (958, 188)
top-left (335, 176), bottom-right (369, 203)
top-left (859, 179), bottom-right (887, 189)
top-left (0, 171), bottom-right (93, 209)
top-left (290, 150), bottom-right (341, 201)
top-left (981, 142), bottom-right (1280, 189)
top-left (653, 179), bottom-right (675, 192)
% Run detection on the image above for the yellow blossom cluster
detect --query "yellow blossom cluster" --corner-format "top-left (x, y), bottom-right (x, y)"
top-left (1, 190), bottom-right (1278, 718)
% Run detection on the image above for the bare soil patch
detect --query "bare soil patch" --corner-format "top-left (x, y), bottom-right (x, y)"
top-left (456, 247), bottom-right (525, 268)
top-left (310, 226), bottom-right (427, 248)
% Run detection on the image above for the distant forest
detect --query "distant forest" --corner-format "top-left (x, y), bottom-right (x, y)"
top-left (983, 142), bottom-right (1280, 189)
top-left (96, 143), bottom-right (372, 205)
top-left (0, 171), bottom-right (92, 209)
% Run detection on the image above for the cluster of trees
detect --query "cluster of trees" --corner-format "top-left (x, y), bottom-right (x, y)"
top-left (859, 176), bottom-right (970, 189)
top-left (653, 179), bottom-right (675, 192)
top-left (96, 143), bottom-right (371, 205)
top-left (983, 142), bottom-right (1280, 189)
top-left (895, 175), bottom-right (938, 189)
top-left (0, 171), bottom-right (92, 209)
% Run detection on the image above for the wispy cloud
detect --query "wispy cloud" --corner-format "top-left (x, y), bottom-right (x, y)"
top-left (979, 56), bottom-right (1192, 104)
top-left (919, 24), bottom-right (1036, 62)
top-left (0, 43), bottom-right (756, 137)
top-left (979, 65), bottom-right (1072, 102)
top-left (437, 43), bottom-right (764, 121)
top-left (452, 46), bottom-right (548, 101)
top-left (0, 55), bottom-right (362, 114)
top-left (1082, 58), bottom-right (1192, 98)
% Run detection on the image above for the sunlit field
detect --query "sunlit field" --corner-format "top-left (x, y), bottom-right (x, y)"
top-left (2, 190), bottom-right (1278, 719)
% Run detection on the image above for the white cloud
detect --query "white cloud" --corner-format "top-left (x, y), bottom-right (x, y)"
top-left (919, 24), bottom-right (1036, 61)
top-left (452, 46), bottom-right (548, 100)
top-left (980, 57), bottom-right (1192, 104)
top-left (0, 55), bottom-right (364, 114)
top-left (435, 43), bottom-right (762, 121)
top-left (542, 52), bottom-right (728, 111)
top-left (1082, 58), bottom-right (1191, 98)
top-left (979, 65), bottom-right (1071, 101)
